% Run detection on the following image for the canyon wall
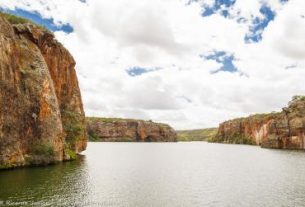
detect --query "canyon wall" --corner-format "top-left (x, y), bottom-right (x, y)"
top-left (213, 96), bottom-right (305, 149)
top-left (87, 118), bottom-right (177, 142)
top-left (0, 15), bottom-right (87, 169)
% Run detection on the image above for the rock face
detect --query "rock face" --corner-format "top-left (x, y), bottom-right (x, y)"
top-left (87, 118), bottom-right (177, 142)
top-left (0, 15), bottom-right (87, 169)
top-left (213, 96), bottom-right (305, 149)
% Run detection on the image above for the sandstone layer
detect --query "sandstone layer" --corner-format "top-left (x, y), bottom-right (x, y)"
top-left (0, 14), bottom-right (87, 169)
top-left (87, 118), bottom-right (177, 142)
top-left (213, 96), bottom-right (305, 149)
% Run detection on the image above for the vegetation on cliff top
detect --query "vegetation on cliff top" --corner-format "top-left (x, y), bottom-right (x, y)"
top-left (0, 11), bottom-right (49, 31)
top-left (86, 117), bottom-right (170, 128)
top-left (288, 95), bottom-right (305, 108)
top-left (224, 111), bottom-right (281, 123)
top-left (86, 117), bottom-right (143, 123)
top-left (221, 96), bottom-right (305, 125)
top-left (177, 128), bottom-right (218, 141)
top-left (0, 12), bottom-right (33, 24)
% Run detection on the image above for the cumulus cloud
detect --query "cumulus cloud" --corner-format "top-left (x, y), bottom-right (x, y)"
top-left (1, 0), bottom-right (305, 129)
top-left (263, 1), bottom-right (305, 59)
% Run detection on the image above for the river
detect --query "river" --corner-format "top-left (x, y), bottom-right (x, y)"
top-left (1, 142), bottom-right (305, 206)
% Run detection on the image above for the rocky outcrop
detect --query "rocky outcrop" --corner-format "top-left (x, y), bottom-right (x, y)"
top-left (87, 118), bottom-right (177, 142)
top-left (0, 15), bottom-right (87, 169)
top-left (213, 96), bottom-right (305, 149)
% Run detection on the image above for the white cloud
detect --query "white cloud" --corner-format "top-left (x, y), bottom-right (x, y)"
top-left (1, 0), bottom-right (305, 129)
top-left (263, 1), bottom-right (305, 60)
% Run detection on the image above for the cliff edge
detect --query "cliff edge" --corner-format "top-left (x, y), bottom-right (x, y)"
top-left (87, 118), bottom-right (177, 142)
top-left (0, 14), bottom-right (87, 169)
top-left (212, 96), bottom-right (305, 149)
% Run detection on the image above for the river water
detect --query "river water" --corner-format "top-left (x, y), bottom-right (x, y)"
top-left (1, 142), bottom-right (305, 207)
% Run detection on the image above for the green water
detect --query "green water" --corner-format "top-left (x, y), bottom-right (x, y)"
top-left (1, 142), bottom-right (305, 206)
top-left (0, 156), bottom-right (89, 206)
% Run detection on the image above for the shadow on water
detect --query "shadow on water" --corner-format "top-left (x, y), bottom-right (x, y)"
top-left (0, 155), bottom-right (90, 206)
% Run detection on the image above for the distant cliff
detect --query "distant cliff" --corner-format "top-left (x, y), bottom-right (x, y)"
top-left (87, 118), bottom-right (177, 142)
top-left (177, 128), bottom-right (218, 141)
top-left (212, 96), bottom-right (305, 149)
top-left (0, 13), bottom-right (87, 169)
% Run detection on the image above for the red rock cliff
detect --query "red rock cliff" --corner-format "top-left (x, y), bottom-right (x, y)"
top-left (0, 15), bottom-right (87, 169)
top-left (87, 118), bottom-right (177, 142)
top-left (213, 96), bottom-right (305, 149)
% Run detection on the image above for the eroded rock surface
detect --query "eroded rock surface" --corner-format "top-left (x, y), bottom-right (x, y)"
top-left (213, 96), bottom-right (305, 149)
top-left (87, 118), bottom-right (177, 142)
top-left (0, 16), bottom-right (87, 169)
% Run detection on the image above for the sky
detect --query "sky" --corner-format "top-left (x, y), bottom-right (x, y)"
top-left (0, 0), bottom-right (305, 130)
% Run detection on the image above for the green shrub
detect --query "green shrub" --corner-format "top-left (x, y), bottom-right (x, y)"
top-left (208, 134), bottom-right (255, 145)
top-left (65, 148), bottom-right (77, 160)
top-left (88, 133), bottom-right (100, 142)
top-left (62, 110), bottom-right (85, 143)
top-left (0, 163), bottom-right (14, 170)
top-left (32, 143), bottom-right (54, 156)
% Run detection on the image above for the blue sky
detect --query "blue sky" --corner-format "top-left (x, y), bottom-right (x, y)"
top-left (127, 67), bottom-right (161, 77)
top-left (0, 0), bottom-right (285, 74)
top-left (201, 0), bottom-right (236, 17)
top-left (0, 8), bottom-right (73, 33)
top-left (244, 5), bottom-right (275, 42)
top-left (191, 0), bottom-right (287, 43)
top-left (201, 51), bottom-right (237, 73)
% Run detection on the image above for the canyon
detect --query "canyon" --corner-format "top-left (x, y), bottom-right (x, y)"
top-left (1, 12), bottom-right (304, 172)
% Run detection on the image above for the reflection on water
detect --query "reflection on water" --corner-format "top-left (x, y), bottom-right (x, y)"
top-left (0, 156), bottom-right (90, 206)
top-left (1, 142), bottom-right (305, 206)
